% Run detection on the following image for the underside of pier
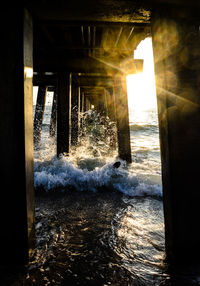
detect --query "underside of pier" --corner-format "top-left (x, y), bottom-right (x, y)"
top-left (1, 0), bottom-right (200, 268)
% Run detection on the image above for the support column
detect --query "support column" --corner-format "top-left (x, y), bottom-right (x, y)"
top-left (34, 85), bottom-right (47, 143)
top-left (152, 7), bottom-right (200, 263)
top-left (96, 94), bottom-right (106, 116)
top-left (57, 72), bottom-right (71, 156)
top-left (84, 96), bottom-right (91, 112)
top-left (80, 90), bottom-right (85, 128)
top-left (0, 8), bottom-right (35, 264)
top-left (80, 90), bottom-right (85, 114)
top-left (105, 87), bottom-right (116, 121)
top-left (105, 87), bottom-right (117, 148)
top-left (49, 87), bottom-right (57, 137)
top-left (114, 76), bottom-right (132, 163)
top-left (71, 83), bottom-right (80, 146)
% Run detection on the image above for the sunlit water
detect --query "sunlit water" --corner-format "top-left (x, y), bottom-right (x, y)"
top-left (4, 107), bottom-right (199, 285)
top-left (3, 107), bottom-right (175, 286)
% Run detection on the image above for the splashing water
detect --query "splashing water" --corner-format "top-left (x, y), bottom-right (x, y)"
top-left (34, 109), bottom-right (162, 198)
top-left (2, 107), bottom-right (168, 286)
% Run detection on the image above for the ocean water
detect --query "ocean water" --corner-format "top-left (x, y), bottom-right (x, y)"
top-left (34, 107), bottom-right (162, 198)
top-left (11, 103), bottom-right (199, 286)
top-left (17, 105), bottom-right (170, 286)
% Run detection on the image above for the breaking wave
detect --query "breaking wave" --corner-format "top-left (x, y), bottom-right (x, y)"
top-left (34, 109), bottom-right (162, 198)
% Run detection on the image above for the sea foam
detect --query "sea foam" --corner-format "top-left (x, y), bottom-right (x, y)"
top-left (34, 155), bottom-right (162, 197)
top-left (34, 109), bottom-right (162, 198)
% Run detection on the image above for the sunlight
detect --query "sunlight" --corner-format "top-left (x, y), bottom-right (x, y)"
top-left (127, 38), bottom-right (157, 112)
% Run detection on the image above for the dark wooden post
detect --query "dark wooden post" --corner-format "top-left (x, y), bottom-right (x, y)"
top-left (84, 96), bottom-right (91, 112)
top-left (114, 76), bottom-right (132, 163)
top-left (105, 86), bottom-right (117, 148)
top-left (57, 72), bottom-right (71, 156)
top-left (96, 94), bottom-right (106, 116)
top-left (0, 8), bottom-right (35, 264)
top-left (152, 7), bottom-right (200, 263)
top-left (34, 86), bottom-right (47, 143)
top-left (105, 87), bottom-right (116, 121)
top-left (71, 83), bottom-right (80, 146)
top-left (49, 87), bottom-right (57, 137)
top-left (80, 90), bottom-right (85, 113)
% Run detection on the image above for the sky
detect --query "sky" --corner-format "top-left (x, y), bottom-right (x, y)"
top-left (127, 37), bottom-right (157, 111)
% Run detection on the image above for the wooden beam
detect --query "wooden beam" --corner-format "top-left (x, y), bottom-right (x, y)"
top-left (114, 76), bottom-right (132, 163)
top-left (57, 72), bottom-right (71, 156)
top-left (49, 88), bottom-right (57, 137)
top-left (34, 86), bottom-right (47, 144)
top-left (0, 8), bottom-right (35, 264)
top-left (71, 84), bottom-right (80, 145)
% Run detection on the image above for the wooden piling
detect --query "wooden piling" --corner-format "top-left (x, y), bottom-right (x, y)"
top-left (71, 84), bottom-right (80, 145)
top-left (49, 87), bottom-right (57, 137)
top-left (0, 8), bottom-right (35, 264)
top-left (84, 96), bottom-right (91, 112)
top-left (152, 7), bottom-right (200, 263)
top-left (105, 87), bottom-right (116, 121)
top-left (80, 90), bottom-right (85, 128)
top-left (57, 72), bottom-right (71, 156)
top-left (114, 76), bottom-right (132, 163)
top-left (105, 87), bottom-right (117, 148)
top-left (34, 86), bottom-right (47, 144)
top-left (96, 93), bottom-right (106, 116)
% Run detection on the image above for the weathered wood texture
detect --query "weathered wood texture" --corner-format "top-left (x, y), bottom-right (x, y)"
top-left (152, 7), bottom-right (200, 262)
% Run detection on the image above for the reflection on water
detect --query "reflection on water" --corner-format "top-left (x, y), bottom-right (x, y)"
top-left (1, 108), bottom-right (200, 285)
top-left (6, 192), bottom-right (167, 286)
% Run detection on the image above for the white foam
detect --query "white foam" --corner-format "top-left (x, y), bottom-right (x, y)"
top-left (34, 155), bottom-right (162, 197)
top-left (34, 109), bottom-right (162, 198)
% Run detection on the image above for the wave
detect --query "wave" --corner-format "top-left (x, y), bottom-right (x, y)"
top-left (129, 124), bottom-right (158, 132)
top-left (34, 156), bottom-right (162, 198)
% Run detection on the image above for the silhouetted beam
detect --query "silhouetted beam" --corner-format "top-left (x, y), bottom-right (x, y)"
top-left (33, 73), bottom-right (57, 86)
top-left (0, 8), bottom-right (35, 264)
top-left (151, 7), bottom-right (200, 263)
top-left (57, 72), bottom-right (71, 156)
top-left (37, 46), bottom-right (136, 51)
top-left (84, 96), bottom-right (91, 111)
top-left (81, 26), bottom-right (85, 45)
top-left (34, 20), bottom-right (150, 28)
top-left (93, 26), bottom-right (96, 47)
top-left (81, 86), bottom-right (105, 95)
top-left (47, 86), bottom-right (55, 92)
top-left (88, 26), bottom-right (91, 47)
top-left (34, 56), bottom-right (116, 74)
top-left (71, 84), bottom-right (80, 146)
top-left (49, 88), bottom-right (57, 137)
top-left (34, 86), bottom-right (47, 144)
top-left (74, 75), bottom-right (113, 87)
top-left (105, 87), bottom-right (116, 121)
top-left (114, 77), bottom-right (132, 163)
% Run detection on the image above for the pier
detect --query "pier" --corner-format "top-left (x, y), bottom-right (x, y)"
top-left (1, 0), bottom-right (200, 274)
